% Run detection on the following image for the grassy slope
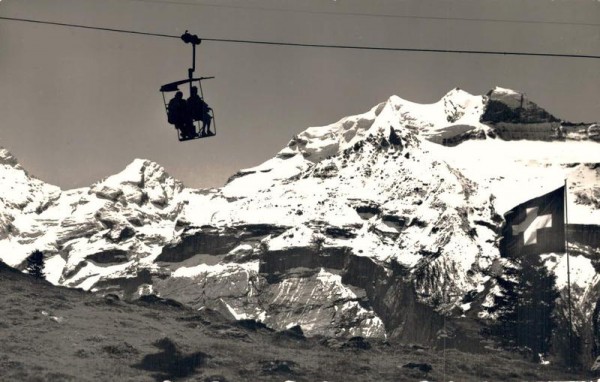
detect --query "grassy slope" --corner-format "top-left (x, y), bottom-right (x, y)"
top-left (0, 262), bottom-right (588, 382)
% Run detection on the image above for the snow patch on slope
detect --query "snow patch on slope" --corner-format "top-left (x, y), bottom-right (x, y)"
top-left (435, 139), bottom-right (600, 220)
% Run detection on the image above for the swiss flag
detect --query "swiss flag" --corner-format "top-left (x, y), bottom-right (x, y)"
top-left (500, 186), bottom-right (566, 258)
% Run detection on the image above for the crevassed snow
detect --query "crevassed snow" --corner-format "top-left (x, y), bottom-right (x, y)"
top-left (385, 88), bottom-right (488, 140)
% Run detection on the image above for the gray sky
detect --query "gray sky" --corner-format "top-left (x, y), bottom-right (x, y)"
top-left (0, 0), bottom-right (599, 189)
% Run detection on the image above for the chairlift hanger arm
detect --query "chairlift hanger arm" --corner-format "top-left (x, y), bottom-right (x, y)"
top-left (180, 31), bottom-right (202, 92)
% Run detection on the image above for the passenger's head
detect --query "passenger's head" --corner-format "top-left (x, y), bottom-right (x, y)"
top-left (175, 91), bottom-right (183, 99)
top-left (191, 86), bottom-right (198, 95)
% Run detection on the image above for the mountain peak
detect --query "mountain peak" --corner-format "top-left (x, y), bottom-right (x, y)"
top-left (90, 158), bottom-right (183, 206)
top-left (272, 88), bottom-right (487, 167)
top-left (0, 147), bottom-right (60, 214)
top-left (482, 86), bottom-right (560, 124)
top-left (0, 147), bottom-right (21, 169)
top-left (441, 87), bottom-right (474, 101)
top-left (489, 86), bottom-right (520, 96)
top-left (486, 86), bottom-right (524, 108)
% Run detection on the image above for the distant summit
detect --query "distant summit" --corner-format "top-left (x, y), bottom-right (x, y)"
top-left (90, 158), bottom-right (183, 206)
top-left (276, 87), bottom-right (597, 162)
top-left (276, 87), bottom-right (488, 163)
top-left (0, 147), bottom-right (21, 167)
top-left (482, 86), bottom-right (560, 124)
top-left (0, 146), bottom-right (60, 214)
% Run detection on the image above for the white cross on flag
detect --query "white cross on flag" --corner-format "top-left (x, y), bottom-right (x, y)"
top-left (500, 186), bottom-right (566, 258)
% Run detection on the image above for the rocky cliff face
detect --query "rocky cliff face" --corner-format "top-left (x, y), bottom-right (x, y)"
top-left (1, 87), bottom-right (599, 359)
top-left (481, 87), bottom-right (597, 142)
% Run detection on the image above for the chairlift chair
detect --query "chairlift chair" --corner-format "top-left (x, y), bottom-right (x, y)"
top-left (159, 31), bottom-right (216, 142)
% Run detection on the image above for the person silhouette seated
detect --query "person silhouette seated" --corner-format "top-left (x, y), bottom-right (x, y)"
top-left (168, 91), bottom-right (195, 139)
top-left (187, 86), bottom-right (213, 136)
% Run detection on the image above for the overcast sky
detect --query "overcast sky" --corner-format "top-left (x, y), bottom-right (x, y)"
top-left (0, 0), bottom-right (599, 189)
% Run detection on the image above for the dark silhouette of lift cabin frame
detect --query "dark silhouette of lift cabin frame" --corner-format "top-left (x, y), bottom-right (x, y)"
top-left (160, 31), bottom-right (216, 141)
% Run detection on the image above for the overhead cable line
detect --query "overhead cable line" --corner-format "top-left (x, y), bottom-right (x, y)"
top-left (1, 16), bottom-right (600, 60)
top-left (0, 16), bottom-right (178, 39)
top-left (127, 0), bottom-right (600, 28)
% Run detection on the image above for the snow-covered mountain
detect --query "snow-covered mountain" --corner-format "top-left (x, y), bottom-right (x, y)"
top-left (1, 87), bottom-right (599, 358)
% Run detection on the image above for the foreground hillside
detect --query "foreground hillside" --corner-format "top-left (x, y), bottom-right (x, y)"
top-left (0, 261), bottom-right (585, 381)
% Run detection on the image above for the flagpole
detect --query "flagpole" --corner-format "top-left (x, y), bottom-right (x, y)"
top-left (564, 178), bottom-right (573, 368)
